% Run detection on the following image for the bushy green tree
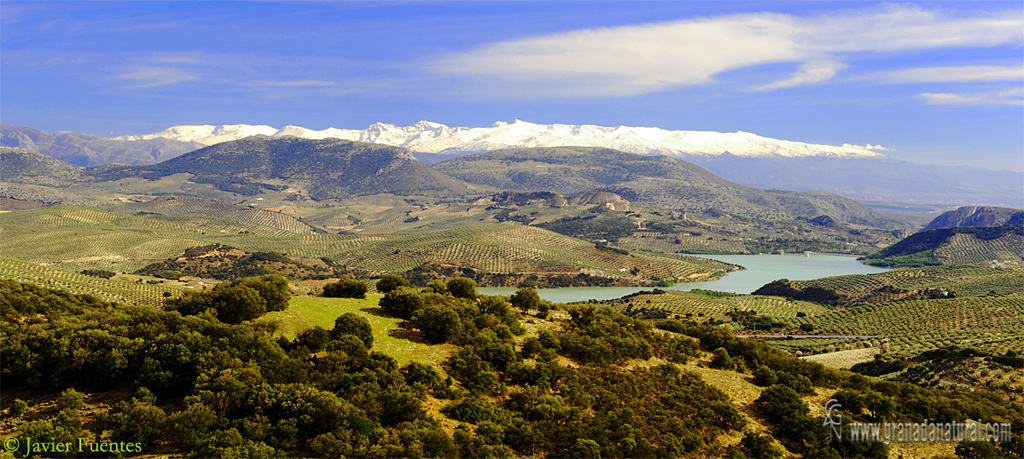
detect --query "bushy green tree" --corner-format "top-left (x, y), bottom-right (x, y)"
top-left (447, 277), bottom-right (477, 299)
top-left (8, 399), bottom-right (27, 418)
top-left (379, 287), bottom-right (427, 319)
top-left (710, 347), bottom-right (735, 370)
top-left (376, 274), bottom-right (411, 293)
top-left (510, 287), bottom-right (540, 313)
top-left (106, 399), bottom-right (168, 447)
top-left (425, 279), bottom-right (448, 294)
top-left (741, 431), bottom-right (784, 458)
top-left (323, 276), bottom-right (368, 299)
top-left (333, 312), bottom-right (373, 348)
top-left (164, 274), bottom-right (289, 324)
top-left (413, 304), bottom-right (464, 343)
top-left (298, 326), bottom-right (333, 351)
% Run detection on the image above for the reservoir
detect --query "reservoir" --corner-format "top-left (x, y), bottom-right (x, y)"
top-left (478, 253), bottom-right (890, 303)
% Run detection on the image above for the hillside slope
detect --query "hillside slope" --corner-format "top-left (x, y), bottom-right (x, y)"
top-left (434, 147), bottom-right (898, 227)
top-left (923, 206), bottom-right (1024, 231)
top-left (4, 138), bottom-right (485, 200)
top-left (0, 147), bottom-right (84, 187)
top-left (864, 224), bottom-right (1024, 267)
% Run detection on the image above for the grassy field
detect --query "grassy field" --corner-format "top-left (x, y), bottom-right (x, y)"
top-left (801, 347), bottom-right (878, 369)
top-left (0, 205), bottom-right (733, 281)
top-left (259, 295), bottom-right (457, 367)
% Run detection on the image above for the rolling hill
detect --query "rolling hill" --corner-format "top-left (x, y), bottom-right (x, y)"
top-left (433, 147), bottom-right (901, 227)
top-left (864, 224), bottom-right (1024, 267)
top-left (3, 138), bottom-right (485, 200)
top-left (922, 206), bottom-right (1024, 231)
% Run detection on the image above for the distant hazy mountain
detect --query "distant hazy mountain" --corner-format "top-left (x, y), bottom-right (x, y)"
top-left (679, 154), bottom-right (1024, 208)
top-left (114, 120), bottom-right (885, 159)
top-left (12, 121), bottom-right (1021, 207)
top-left (433, 147), bottom-right (902, 228)
top-left (922, 206), bottom-right (1024, 231)
top-left (1, 124), bottom-right (203, 166)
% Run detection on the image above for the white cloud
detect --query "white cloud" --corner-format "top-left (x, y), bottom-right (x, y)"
top-left (754, 60), bottom-right (845, 91)
top-left (435, 13), bottom-right (802, 98)
top-left (432, 4), bottom-right (1023, 99)
top-left (868, 65), bottom-right (1024, 83)
top-left (921, 88), bottom-right (1024, 106)
top-left (116, 66), bottom-right (198, 88)
top-left (843, 143), bottom-right (887, 151)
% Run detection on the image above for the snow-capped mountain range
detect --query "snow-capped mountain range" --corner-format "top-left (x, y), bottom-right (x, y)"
top-left (114, 120), bottom-right (886, 159)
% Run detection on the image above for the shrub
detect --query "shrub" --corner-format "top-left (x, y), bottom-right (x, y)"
top-left (323, 276), bottom-right (368, 299)
top-left (8, 399), bottom-right (27, 418)
top-left (81, 269), bottom-right (115, 279)
top-left (332, 312), bottom-right (373, 348)
top-left (710, 347), bottom-right (735, 370)
top-left (379, 287), bottom-right (427, 319)
top-left (510, 287), bottom-right (540, 313)
top-left (413, 304), bottom-right (464, 343)
top-left (376, 274), bottom-right (411, 293)
top-left (447, 277), bottom-right (477, 299)
top-left (164, 274), bottom-right (290, 324)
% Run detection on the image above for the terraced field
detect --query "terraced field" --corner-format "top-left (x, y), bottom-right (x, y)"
top-left (933, 231), bottom-right (1024, 264)
top-left (777, 296), bottom-right (1024, 357)
top-left (114, 196), bottom-right (321, 235)
top-left (608, 290), bottom-right (831, 322)
top-left (0, 206), bottom-right (732, 281)
top-left (791, 265), bottom-right (1024, 298)
top-left (0, 257), bottom-right (178, 306)
top-left (616, 232), bottom-right (748, 254)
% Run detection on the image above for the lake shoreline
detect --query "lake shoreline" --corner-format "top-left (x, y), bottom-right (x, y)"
top-left (479, 253), bottom-right (891, 303)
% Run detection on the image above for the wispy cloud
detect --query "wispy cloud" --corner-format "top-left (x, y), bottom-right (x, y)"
top-left (116, 66), bottom-right (199, 88)
top-left (432, 4), bottom-right (1023, 99)
top-left (754, 60), bottom-right (845, 91)
top-left (867, 65), bottom-right (1024, 83)
top-left (921, 88), bottom-right (1024, 106)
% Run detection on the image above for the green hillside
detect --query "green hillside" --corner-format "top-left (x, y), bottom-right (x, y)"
top-left (434, 147), bottom-right (901, 227)
top-left (863, 224), bottom-right (1024, 267)
top-left (922, 205), bottom-right (1024, 231)
top-left (3, 138), bottom-right (487, 200)
top-left (0, 147), bottom-right (83, 187)
top-left (0, 205), bottom-right (731, 283)
top-left (94, 136), bottom-right (484, 199)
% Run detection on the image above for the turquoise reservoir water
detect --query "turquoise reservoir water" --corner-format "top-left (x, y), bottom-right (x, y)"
top-left (478, 253), bottom-right (890, 303)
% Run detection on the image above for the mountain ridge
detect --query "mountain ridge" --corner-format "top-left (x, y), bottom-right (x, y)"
top-left (432, 146), bottom-right (901, 227)
top-left (113, 119), bottom-right (886, 159)
top-left (923, 206), bottom-right (1024, 231)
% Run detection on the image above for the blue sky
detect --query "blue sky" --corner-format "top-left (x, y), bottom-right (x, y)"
top-left (2, 1), bottom-right (1022, 171)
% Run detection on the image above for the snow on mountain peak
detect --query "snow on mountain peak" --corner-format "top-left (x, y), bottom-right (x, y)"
top-left (113, 121), bottom-right (886, 159)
